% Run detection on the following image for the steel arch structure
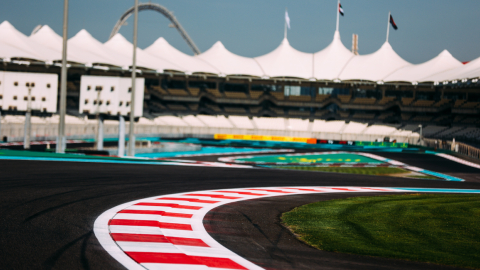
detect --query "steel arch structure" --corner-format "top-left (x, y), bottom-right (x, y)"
top-left (110, 2), bottom-right (201, 55)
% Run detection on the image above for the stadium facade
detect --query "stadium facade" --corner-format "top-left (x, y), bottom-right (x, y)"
top-left (0, 20), bottom-right (479, 144)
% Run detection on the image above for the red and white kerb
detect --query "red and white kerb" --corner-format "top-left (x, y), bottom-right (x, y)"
top-left (94, 186), bottom-right (399, 270)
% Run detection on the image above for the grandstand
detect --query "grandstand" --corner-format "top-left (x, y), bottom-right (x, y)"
top-left (0, 20), bottom-right (478, 146)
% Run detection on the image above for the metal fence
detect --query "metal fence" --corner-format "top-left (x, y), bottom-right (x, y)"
top-left (424, 138), bottom-right (480, 160)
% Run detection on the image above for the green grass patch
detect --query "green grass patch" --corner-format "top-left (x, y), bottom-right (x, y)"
top-left (273, 166), bottom-right (440, 179)
top-left (282, 194), bottom-right (480, 269)
top-left (236, 153), bottom-right (384, 164)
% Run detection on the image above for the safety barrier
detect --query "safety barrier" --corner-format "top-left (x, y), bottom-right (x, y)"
top-left (424, 138), bottom-right (480, 160)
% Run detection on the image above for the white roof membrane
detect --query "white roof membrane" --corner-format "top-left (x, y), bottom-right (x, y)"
top-left (197, 41), bottom-right (264, 77)
top-left (0, 21), bottom-right (59, 62)
top-left (385, 50), bottom-right (463, 82)
top-left (313, 31), bottom-right (354, 80)
top-left (144, 37), bottom-right (218, 74)
top-left (339, 42), bottom-right (411, 82)
top-left (254, 38), bottom-right (313, 79)
top-left (104, 33), bottom-right (183, 72)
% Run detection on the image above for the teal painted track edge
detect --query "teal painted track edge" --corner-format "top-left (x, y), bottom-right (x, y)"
top-left (418, 170), bottom-right (464, 182)
top-left (0, 155), bottom-right (177, 166)
top-left (391, 187), bottom-right (480, 193)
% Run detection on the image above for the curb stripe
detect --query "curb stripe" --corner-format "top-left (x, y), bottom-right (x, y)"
top-left (96, 186), bottom-right (480, 270)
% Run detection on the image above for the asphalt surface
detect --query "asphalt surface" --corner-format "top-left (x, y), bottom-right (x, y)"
top-left (0, 151), bottom-right (480, 269)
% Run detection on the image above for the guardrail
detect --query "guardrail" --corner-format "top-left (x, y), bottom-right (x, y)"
top-left (424, 138), bottom-right (480, 160)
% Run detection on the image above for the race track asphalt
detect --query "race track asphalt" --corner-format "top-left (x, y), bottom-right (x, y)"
top-left (0, 151), bottom-right (479, 269)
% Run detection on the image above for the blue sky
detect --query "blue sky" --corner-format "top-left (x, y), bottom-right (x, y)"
top-left (2, 0), bottom-right (479, 63)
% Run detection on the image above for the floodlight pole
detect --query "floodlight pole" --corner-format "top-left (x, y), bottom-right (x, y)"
top-left (24, 85), bottom-right (32, 149)
top-left (128, 0), bottom-right (138, 157)
top-left (118, 115), bottom-right (125, 157)
top-left (57, 0), bottom-right (68, 153)
top-left (386, 11), bottom-right (391, 43)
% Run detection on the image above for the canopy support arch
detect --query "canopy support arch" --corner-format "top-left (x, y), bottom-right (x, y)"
top-left (109, 2), bottom-right (201, 55)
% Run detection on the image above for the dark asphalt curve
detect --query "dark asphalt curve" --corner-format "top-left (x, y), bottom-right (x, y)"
top-left (0, 154), bottom-right (479, 269)
top-left (204, 193), bottom-right (469, 270)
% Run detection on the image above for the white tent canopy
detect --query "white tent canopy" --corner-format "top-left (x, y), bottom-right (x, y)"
top-left (68, 29), bottom-right (131, 68)
top-left (313, 31), bottom-right (354, 80)
top-left (422, 55), bottom-right (480, 82)
top-left (144, 37), bottom-right (218, 74)
top-left (254, 38), bottom-right (313, 79)
top-left (0, 21), bottom-right (59, 62)
top-left (30, 25), bottom-right (100, 64)
top-left (385, 50), bottom-right (463, 82)
top-left (339, 42), bottom-right (411, 82)
top-left (104, 33), bottom-right (182, 72)
top-left (0, 20), bottom-right (476, 83)
top-left (197, 41), bottom-right (264, 77)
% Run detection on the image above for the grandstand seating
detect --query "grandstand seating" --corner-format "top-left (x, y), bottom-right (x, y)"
top-left (229, 116), bottom-right (255, 129)
top-left (197, 115), bottom-right (233, 128)
top-left (363, 125), bottom-right (398, 136)
top-left (205, 104), bottom-right (222, 112)
top-left (167, 104), bottom-right (188, 111)
top-left (187, 87), bottom-right (200, 96)
top-left (249, 91), bottom-right (263, 99)
top-left (270, 92), bottom-right (285, 100)
top-left (311, 120), bottom-right (344, 133)
top-left (287, 118), bottom-right (309, 131)
top-left (155, 116), bottom-right (188, 126)
top-left (224, 92), bottom-right (248, 99)
top-left (353, 97), bottom-right (376, 105)
top-left (352, 113), bottom-right (376, 119)
top-left (151, 85), bottom-right (168, 95)
top-left (411, 115), bottom-right (434, 122)
top-left (253, 117), bottom-right (285, 130)
top-left (288, 110), bottom-right (310, 117)
top-left (401, 97), bottom-right (414, 106)
top-left (182, 115), bottom-right (205, 127)
top-left (288, 95), bottom-right (312, 102)
top-left (314, 110), bottom-right (329, 117)
top-left (271, 108), bottom-right (285, 115)
top-left (167, 89), bottom-right (189, 96)
top-left (249, 107), bottom-right (262, 114)
top-left (433, 115), bottom-right (450, 122)
top-left (224, 107), bottom-right (247, 114)
top-left (433, 99), bottom-right (451, 107)
top-left (315, 94), bottom-right (330, 102)
top-left (461, 102), bottom-right (480, 108)
top-left (188, 104), bottom-right (199, 111)
top-left (342, 122), bottom-right (367, 134)
top-left (206, 89), bottom-right (223, 97)
top-left (377, 96), bottom-right (396, 105)
top-left (436, 126), bottom-right (465, 138)
top-left (377, 112), bottom-right (394, 120)
top-left (337, 95), bottom-right (351, 103)
top-left (338, 111), bottom-right (350, 118)
top-left (412, 100), bottom-right (435, 107)
top-left (401, 113), bottom-right (412, 120)
top-left (454, 100), bottom-right (467, 107)
top-left (461, 117), bottom-right (479, 124)
top-left (422, 126), bottom-right (448, 137)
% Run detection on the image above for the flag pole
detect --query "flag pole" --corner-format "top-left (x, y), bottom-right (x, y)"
top-left (284, 8), bottom-right (287, 40)
top-left (336, 0), bottom-right (340, 32)
top-left (386, 11), bottom-right (391, 43)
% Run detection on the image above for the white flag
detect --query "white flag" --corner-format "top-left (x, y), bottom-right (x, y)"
top-left (285, 10), bottom-right (291, 29)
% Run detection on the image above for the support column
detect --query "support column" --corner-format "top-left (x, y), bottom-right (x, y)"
top-left (118, 115), bottom-right (125, 157)
top-left (24, 87), bottom-right (32, 149)
top-left (96, 115), bottom-right (104, 150)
